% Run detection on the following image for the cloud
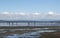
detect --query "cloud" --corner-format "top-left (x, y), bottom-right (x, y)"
top-left (48, 11), bottom-right (54, 15)
top-left (1, 12), bottom-right (10, 14)
top-left (32, 13), bottom-right (40, 15)
top-left (19, 12), bottom-right (26, 16)
top-left (0, 11), bottom-right (60, 20)
top-left (31, 13), bottom-right (40, 17)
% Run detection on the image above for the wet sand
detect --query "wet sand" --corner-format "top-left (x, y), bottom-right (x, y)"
top-left (0, 28), bottom-right (41, 38)
top-left (40, 32), bottom-right (60, 38)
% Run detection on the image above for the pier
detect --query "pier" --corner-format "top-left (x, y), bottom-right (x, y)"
top-left (0, 20), bottom-right (60, 29)
top-left (0, 20), bottom-right (60, 26)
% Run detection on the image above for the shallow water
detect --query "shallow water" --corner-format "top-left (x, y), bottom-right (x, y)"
top-left (3, 30), bottom-right (56, 38)
top-left (0, 22), bottom-right (60, 26)
top-left (0, 23), bottom-right (59, 38)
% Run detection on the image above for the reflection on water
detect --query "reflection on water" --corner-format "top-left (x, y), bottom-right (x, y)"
top-left (4, 34), bottom-right (20, 38)
top-left (0, 22), bottom-right (59, 38)
top-left (3, 30), bottom-right (56, 38)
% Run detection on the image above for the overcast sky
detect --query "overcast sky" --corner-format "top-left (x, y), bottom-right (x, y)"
top-left (0, 0), bottom-right (60, 20)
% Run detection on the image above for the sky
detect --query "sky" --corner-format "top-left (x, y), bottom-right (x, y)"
top-left (0, 0), bottom-right (60, 20)
top-left (0, 0), bottom-right (60, 13)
